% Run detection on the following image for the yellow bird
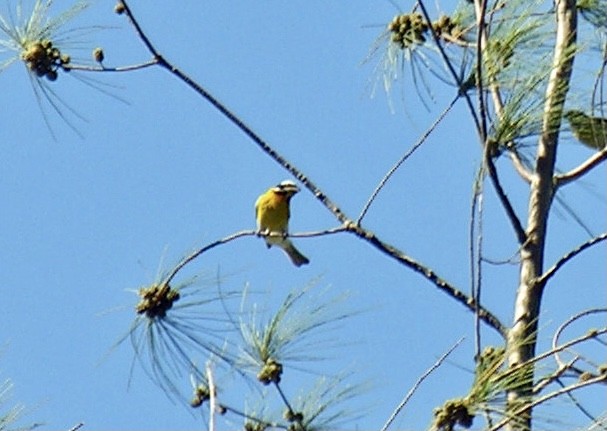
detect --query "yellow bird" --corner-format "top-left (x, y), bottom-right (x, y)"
top-left (255, 180), bottom-right (310, 267)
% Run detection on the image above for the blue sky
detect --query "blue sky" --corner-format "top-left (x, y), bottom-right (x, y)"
top-left (1, 1), bottom-right (605, 430)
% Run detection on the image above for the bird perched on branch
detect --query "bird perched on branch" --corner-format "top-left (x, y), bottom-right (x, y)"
top-left (564, 110), bottom-right (607, 150)
top-left (255, 180), bottom-right (310, 267)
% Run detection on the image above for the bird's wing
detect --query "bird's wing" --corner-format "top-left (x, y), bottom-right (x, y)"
top-left (254, 194), bottom-right (262, 228)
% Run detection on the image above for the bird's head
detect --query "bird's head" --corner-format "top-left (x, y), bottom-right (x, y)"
top-left (272, 180), bottom-right (300, 196)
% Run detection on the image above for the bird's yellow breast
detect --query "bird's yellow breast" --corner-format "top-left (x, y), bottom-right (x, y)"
top-left (255, 190), bottom-right (291, 234)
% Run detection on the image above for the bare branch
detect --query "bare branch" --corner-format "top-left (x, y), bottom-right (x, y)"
top-left (555, 371), bottom-right (607, 429)
top-left (65, 60), bottom-right (158, 72)
top-left (485, 150), bottom-right (528, 244)
top-left (475, 0), bottom-right (532, 244)
top-left (285, 226), bottom-right (348, 239)
top-left (555, 147), bottom-right (607, 186)
top-left (508, 149), bottom-right (534, 183)
top-left (357, 95), bottom-right (458, 224)
top-left (470, 168), bottom-right (484, 359)
top-left (537, 233), bottom-right (607, 285)
top-left (476, 0), bottom-right (529, 245)
top-left (164, 230), bottom-right (256, 286)
top-left (119, 1), bottom-right (351, 225)
top-left (487, 374), bottom-right (607, 431)
top-left (416, 0), bottom-right (482, 133)
top-left (163, 227), bottom-right (346, 285)
top-left (116, 1), bottom-right (159, 57)
top-left (473, 0), bottom-right (490, 141)
top-left (532, 358), bottom-right (577, 394)
top-left (344, 222), bottom-right (507, 337)
top-left (552, 308), bottom-right (607, 370)
top-left (475, 1), bottom-right (527, 244)
top-left (380, 337), bottom-right (464, 431)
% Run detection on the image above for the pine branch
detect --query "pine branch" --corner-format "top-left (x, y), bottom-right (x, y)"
top-left (537, 233), bottom-right (607, 285)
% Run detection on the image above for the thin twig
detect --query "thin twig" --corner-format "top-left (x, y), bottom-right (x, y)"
top-left (476, 0), bottom-right (529, 244)
top-left (552, 308), bottom-right (607, 370)
top-left (380, 337), bottom-right (464, 431)
top-left (64, 60), bottom-right (158, 72)
top-left (280, 226), bottom-right (348, 239)
top-left (485, 148), bottom-right (528, 244)
top-left (118, 1), bottom-right (158, 55)
top-left (219, 405), bottom-right (282, 429)
top-left (555, 373), bottom-right (607, 430)
top-left (163, 230), bottom-right (255, 285)
top-left (555, 147), bottom-right (607, 186)
top-left (206, 363), bottom-right (216, 431)
top-left (470, 167), bottom-right (484, 359)
top-left (532, 358), bottom-right (577, 394)
top-left (163, 227), bottom-right (346, 284)
top-left (510, 326), bottom-right (607, 378)
top-left (486, 374), bottom-right (607, 431)
top-left (509, 149), bottom-right (534, 183)
top-left (420, 0), bottom-right (527, 244)
top-left (537, 233), bottom-right (607, 285)
top-left (474, 0), bottom-right (490, 142)
top-left (416, 0), bottom-right (482, 134)
top-left (275, 381), bottom-right (299, 425)
top-left (357, 95), bottom-right (459, 224)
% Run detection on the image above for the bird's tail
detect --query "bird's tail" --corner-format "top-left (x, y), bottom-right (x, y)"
top-left (280, 240), bottom-right (310, 267)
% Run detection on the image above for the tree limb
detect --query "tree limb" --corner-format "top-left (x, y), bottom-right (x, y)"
top-left (344, 222), bottom-right (507, 337)
top-left (555, 147), bottom-right (607, 186)
top-left (357, 96), bottom-right (458, 224)
top-left (380, 338), bottom-right (464, 431)
top-left (120, 0), bottom-right (350, 225)
top-left (537, 233), bottom-right (607, 285)
top-left (507, 0), bottom-right (578, 428)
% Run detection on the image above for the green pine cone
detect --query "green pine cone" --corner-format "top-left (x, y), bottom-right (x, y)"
top-left (564, 110), bottom-right (607, 150)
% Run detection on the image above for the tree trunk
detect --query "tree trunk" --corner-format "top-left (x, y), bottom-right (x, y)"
top-left (506, 0), bottom-right (577, 429)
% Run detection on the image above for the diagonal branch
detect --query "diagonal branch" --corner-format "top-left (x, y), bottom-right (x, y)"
top-left (484, 149), bottom-right (528, 244)
top-left (537, 232), bottom-right (607, 285)
top-left (380, 337), bottom-right (464, 431)
top-left (119, 0), bottom-right (351, 225)
top-left (164, 230), bottom-right (256, 286)
top-left (357, 95), bottom-right (458, 224)
top-left (552, 308), bottom-right (607, 370)
top-left (508, 149), bottom-right (534, 183)
top-left (420, 0), bottom-right (527, 244)
top-left (487, 374), bottom-right (607, 431)
top-left (344, 222), bottom-right (507, 337)
top-left (416, 0), bottom-right (482, 134)
top-left (555, 146), bottom-right (607, 186)
top-left (475, 0), bottom-right (528, 245)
